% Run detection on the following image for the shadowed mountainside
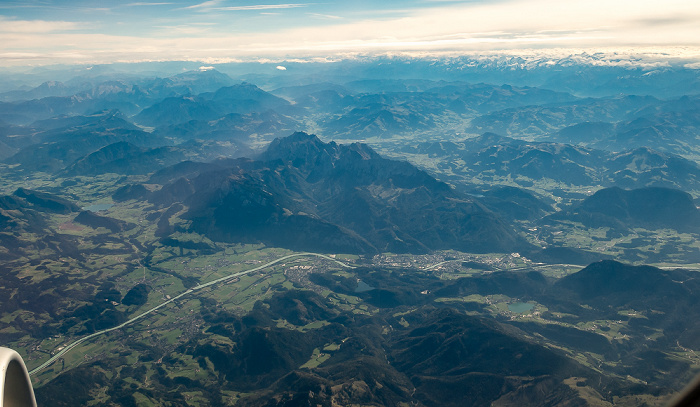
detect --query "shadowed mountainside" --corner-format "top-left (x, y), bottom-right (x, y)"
top-left (121, 132), bottom-right (531, 254)
top-left (549, 186), bottom-right (700, 232)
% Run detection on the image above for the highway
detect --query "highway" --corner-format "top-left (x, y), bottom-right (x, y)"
top-left (28, 252), bottom-right (353, 376)
top-left (424, 259), bottom-right (585, 272)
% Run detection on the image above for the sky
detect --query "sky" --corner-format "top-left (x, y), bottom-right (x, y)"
top-left (1, 0), bottom-right (700, 67)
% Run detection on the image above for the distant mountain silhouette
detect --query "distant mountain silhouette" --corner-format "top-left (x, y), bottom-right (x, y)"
top-left (152, 110), bottom-right (299, 143)
top-left (591, 109), bottom-right (700, 154)
top-left (407, 133), bottom-right (700, 191)
top-left (552, 121), bottom-right (617, 144)
top-left (526, 246), bottom-right (612, 265)
top-left (543, 101), bottom-right (700, 155)
top-left (406, 133), bottom-right (603, 185)
top-left (135, 83), bottom-right (291, 127)
top-left (32, 109), bottom-right (140, 133)
top-left (321, 102), bottom-right (435, 139)
top-left (204, 82), bottom-right (290, 112)
top-left (163, 69), bottom-right (237, 95)
top-left (478, 186), bottom-right (553, 221)
top-left (309, 82), bottom-right (576, 139)
top-left (555, 260), bottom-right (700, 308)
top-left (0, 80), bottom-right (76, 102)
top-left (467, 95), bottom-right (661, 139)
top-left (605, 147), bottom-right (700, 189)
top-left (63, 139), bottom-right (249, 176)
top-left (4, 110), bottom-right (164, 173)
top-left (550, 186), bottom-right (700, 232)
top-left (74, 210), bottom-right (135, 233)
top-left (13, 188), bottom-right (79, 214)
top-left (0, 189), bottom-right (80, 260)
top-left (134, 95), bottom-right (222, 127)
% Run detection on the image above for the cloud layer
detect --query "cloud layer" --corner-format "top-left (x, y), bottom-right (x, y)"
top-left (0, 0), bottom-right (699, 66)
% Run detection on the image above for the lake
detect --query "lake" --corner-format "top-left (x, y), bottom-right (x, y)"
top-left (355, 280), bottom-right (375, 293)
top-left (508, 302), bottom-right (535, 313)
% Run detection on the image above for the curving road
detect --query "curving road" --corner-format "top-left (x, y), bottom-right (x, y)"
top-left (29, 252), bottom-right (353, 376)
top-left (424, 259), bottom-right (464, 270)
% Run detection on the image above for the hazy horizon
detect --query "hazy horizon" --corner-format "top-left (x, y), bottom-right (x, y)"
top-left (1, 0), bottom-right (700, 67)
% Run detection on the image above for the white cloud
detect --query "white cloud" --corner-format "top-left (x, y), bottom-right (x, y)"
top-left (1, 0), bottom-right (700, 66)
top-left (183, 0), bottom-right (226, 10)
top-left (307, 13), bottom-right (342, 20)
top-left (252, 0), bottom-right (700, 52)
top-left (182, 0), bottom-right (309, 12)
top-left (155, 24), bottom-right (212, 35)
top-left (126, 2), bottom-right (174, 6)
top-left (213, 4), bottom-right (308, 11)
top-left (0, 17), bottom-right (82, 33)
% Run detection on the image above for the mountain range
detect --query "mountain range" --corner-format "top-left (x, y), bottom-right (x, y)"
top-left (115, 132), bottom-right (531, 254)
top-left (4, 60), bottom-right (700, 406)
top-left (35, 258), bottom-right (698, 406)
top-left (549, 186), bottom-right (700, 232)
top-left (403, 133), bottom-right (700, 191)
